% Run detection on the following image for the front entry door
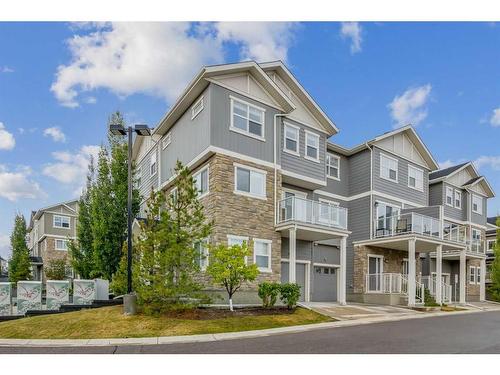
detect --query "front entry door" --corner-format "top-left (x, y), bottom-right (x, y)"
top-left (368, 256), bottom-right (383, 292)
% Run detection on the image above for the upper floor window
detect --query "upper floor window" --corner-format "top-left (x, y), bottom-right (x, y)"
top-left (191, 96), bottom-right (204, 120)
top-left (454, 190), bottom-right (462, 209)
top-left (55, 239), bottom-right (68, 251)
top-left (487, 239), bottom-right (496, 252)
top-left (305, 131), bottom-right (320, 162)
top-left (326, 153), bottom-right (340, 180)
top-left (472, 195), bottom-right (483, 214)
top-left (283, 123), bottom-right (299, 155)
top-left (408, 165), bottom-right (423, 191)
top-left (194, 166), bottom-right (209, 198)
top-left (162, 132), bottom-right (171, 149)
top-left (380, 153), bottom-right (398, 183)
top-left (469, 266), bottom-right (476, 284)
top-left (150, 152), bottom-right (157, 176)
top-left (53, 215), bottom-right (70, 229)
top-left (234, 164), bottom-right (266, 199)
top-left (230, 97), bottom-right (265, 140)
top-left (445, 186), bottom-right (453, 207)
top-left (254, 239), bottom-right (272, 272)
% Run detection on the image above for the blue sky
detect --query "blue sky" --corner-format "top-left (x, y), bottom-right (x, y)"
top-left (0, 22), bottom-right (499, 258)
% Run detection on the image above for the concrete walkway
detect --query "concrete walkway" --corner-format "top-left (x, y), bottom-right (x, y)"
top-left (2, 302), bottom-right (500, 348)
top-left (299, 302), bottom-right (421, 320)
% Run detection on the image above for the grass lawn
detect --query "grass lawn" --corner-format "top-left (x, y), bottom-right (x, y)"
top-left (0, 306), bottom-right (332, 339)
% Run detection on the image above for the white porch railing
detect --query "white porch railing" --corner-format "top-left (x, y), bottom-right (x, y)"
top-left (365, 273), bottom-right (424, 304)
top-left (277, 196), bottom-right (348, 230)
top-left (421, 276), bottom-right (452, 303)
top-left (373, 212), bottom-right (441, 239)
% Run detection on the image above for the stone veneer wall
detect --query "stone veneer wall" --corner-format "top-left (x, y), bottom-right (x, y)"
top-left (466, 257), bottom-right (481, 301)
top-left (40, 237), bottom-right (71, 281)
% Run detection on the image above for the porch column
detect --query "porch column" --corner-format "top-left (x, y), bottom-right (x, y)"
top-left (407, 238), bottom-right (416, 307)
top-left (459, 249), bottom-right (466, 304)
top-left (480, 258), bottom-right (486, 302)
top-left (436, 245), bottom-right (443, 305)
top-left (339, 236), bottom-right (347, 305)
top-left (289, 227), bottom-right (297, 283)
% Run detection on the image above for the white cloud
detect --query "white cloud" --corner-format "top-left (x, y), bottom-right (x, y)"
top-left (0, 165), bottom-right (45, 201)
top-left (474, 156), bottom-right (500, 171)
top-left (388, 84), bottom-right (432, 128)
top-left (340, 22), bottom-right (362, 54)
top-left (51, 22), bottom-right (299, 108)
top-left (42, 145), bottom-right (101, 195)
top-left (0, 233), bottom-right (10, 260)
top-left (0, 122), bottom-right (15, 150)
top-left (438, 160), bottom-right (457, 169)
top-left (490, 107), bottom-right (500, 127)
top-left (43, 126), bottom-right (66, 143)
top-left (1, 66), bottom-right (14, 73)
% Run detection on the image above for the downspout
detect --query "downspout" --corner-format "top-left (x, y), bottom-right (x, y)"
top-left (274, 113), bottom-right (287, 225)
top-left (365, 142), bottom-right (373, 239)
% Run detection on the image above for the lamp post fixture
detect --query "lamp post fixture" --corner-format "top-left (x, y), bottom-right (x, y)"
top-left (109, 123), bottom-right (152, 302)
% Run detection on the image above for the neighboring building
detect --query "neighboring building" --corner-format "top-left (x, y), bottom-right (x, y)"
top-left (486, 216), bottom-right (498, 286)
top-left (132, 60), bottom-right (495, 306)
top-left (27, 200), bottom-right (78, 281)
top-left (0, 256), bottom-right (7, 275)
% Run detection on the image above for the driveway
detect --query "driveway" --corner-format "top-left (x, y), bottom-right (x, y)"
top-left (300, 302), bottom-right (421, 320)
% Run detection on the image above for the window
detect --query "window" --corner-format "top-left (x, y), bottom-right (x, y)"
top-left (445, 186), bottom-right (453, 207)
top-left (194, 239), bottom-right (209, 270)
top-left (487, 240), bottom-right (496, 253)
top-left (472, 195), bottom-right (483, 214)
top-left (402, 259), bottom-right (409, 275)
top-left (477, 266), bottom-right (481, 284)
top-left (191, 96), bottom-right (204, 119)
top-left (283, 123), bottom-right (299, 155)
top-left (304, 131), bottom-right (320, 161)
top-left (326, 153), bottom-right (340, 180)
top-left (228, 235), bottom-right (248, 248)
top-left (230, 97), bottom-right (265, 140)
top-left (469, 266), bottom-right (476, 284)
top-left (319, 198), bottom-right (340, 225)
top-left (408, 165), bottom-right (423, 191)
top-left (162, 132), bottom-right (171, 149)
top-left (380, 153), bottom-right (398, 182)
top-left (150, 152), bottom-right (157, 176)
top-left (254, 239), bottom-right (272, 272)
top-left (234, 165), bottom-right (266, 199)
top-left (169, 187), bottom-right (178, 205)
top-left (55, 239), bottom-right (68, 251)
top-left (53, 215), bottom-right (70, 229)
top-left (194, 167), bottom-right (209, 198)
top-left (454, 190), bottom-right (462, 209)
top-left (472, 228), bottom-right (481, 242)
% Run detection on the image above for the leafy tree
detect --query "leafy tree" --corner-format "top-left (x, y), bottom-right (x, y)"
top-left (206, 241), bottom-right (259, 311)
top-left (8, 214), bottom-right (31, 283)
top-left (488, 217), bottom-right (500, 301)
top-left (45, 258), bottom-right (67, 280)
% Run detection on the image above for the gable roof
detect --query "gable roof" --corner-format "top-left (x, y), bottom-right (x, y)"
top-left (429, 162), bottom-right (468, 180)
top-left (29, 199), bottom-right (78, 228)
top-left (488, 216), bottom-right (499, 226)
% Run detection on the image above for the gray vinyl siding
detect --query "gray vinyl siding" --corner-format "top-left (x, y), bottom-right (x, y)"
top-left (429, 183), bottom-right (443, 206)
top-left (279, 118), bottom-right (326, 182)
top-left (372, 146), bottom-right (428, 206)
top-left (442, 183), bottom-right (466, 221)
top-left (41, 205), bottom-right (77, 237)
top-left (137, 146), bottom-right (159, 203)
top-left (282, 183), bottom-right (314, 200)
top-left (160, 88), bottom-right (211, 184)
top-left (348, 149), bottom-right (371, 196)
top-left (281, 239), bottom-right (340, 265)
top-left (401, 206), bottom-right (441, 219)
top-left (471, 195), bottom-right (487, 226)
top-left (281, 239), bottom-right (313, 261)
top-left (324, 152), bottom-right (349, 196)
top-left (346, 196), bottom-right (372, 293)
top-left (210, 84), bottom-right (277, 164)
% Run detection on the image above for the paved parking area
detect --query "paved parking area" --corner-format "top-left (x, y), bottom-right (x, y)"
top-left (300, 302), bottom-right (421, 320)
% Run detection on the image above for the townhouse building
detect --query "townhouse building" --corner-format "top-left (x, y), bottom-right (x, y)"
top-left (132, 60), bottom-right (495, 306)
top-left (27, 200), bottom-right (78, 281)
top-left (486, 216), bottom-right (498, 286)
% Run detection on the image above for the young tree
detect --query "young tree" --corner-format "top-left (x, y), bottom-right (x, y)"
top-left (8, 214), bottom-right (31, 283)
top-left (206, 242), bottom-right (259, 311)
top-left (489, 217), bottom-right (500, 301)
top-left (45, 258), bottom-right (67, 280)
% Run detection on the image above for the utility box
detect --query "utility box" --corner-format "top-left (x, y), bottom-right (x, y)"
top-left (0, 282), bottom-right (12, 316)
top-left (46, 280), bottom-right (70, 310)
top-left (94, 278), bottom-right (109, 300)
top-left (17, 281), bottom-right (42, 314)
top-left (73, 279), bottom-right (96, 305)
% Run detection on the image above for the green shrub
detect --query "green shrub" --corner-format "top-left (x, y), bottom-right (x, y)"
top-left (258, 282), bottom-right (280, 308)
top-left (423, 287), bottom-right (439, 307)
top-left (45, 258), bottom-right (67, 280)
top-left (279, 283), bottom-right (301, 309)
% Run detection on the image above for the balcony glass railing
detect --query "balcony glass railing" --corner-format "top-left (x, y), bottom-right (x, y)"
top-left (277, 196), bottom-right (348, 230)
top-left (373, 212), bottom-right (441, 239)
top-left (469, 239), bottom-right (485, 254)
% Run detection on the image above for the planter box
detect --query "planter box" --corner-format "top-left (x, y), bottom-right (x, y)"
top-left (17, 281), bottom-right (42, 314)
top-left (73, 279), bottom-right (96, 305)
top-left (0, 282), bottom-right (12, 316)
top-left (46, 280), bottom-right (70, 310)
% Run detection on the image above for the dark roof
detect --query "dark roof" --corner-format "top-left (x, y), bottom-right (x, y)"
top-left (488, 216), bottom-right (499, 226)
top-left (429, 162), bottom-right (468, 180)
top-left (463, 176), bottom-right (482, 186)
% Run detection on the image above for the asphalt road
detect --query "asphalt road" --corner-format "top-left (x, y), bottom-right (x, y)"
top-left (2, 311), bottom-right (500, 354)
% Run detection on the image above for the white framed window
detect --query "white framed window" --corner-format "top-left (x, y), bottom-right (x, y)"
top-left (472, 228), bottom-right (481, 242)
top-left (162, 132), bottom-right (171, 149)
top-left (55, 239), bottom-right (68, 251)
top-left (283, 123), bottom-right (299, 155)
top-left (445, 186), bottom-right (454, 207)
top-left (472, 195), bottom-right (483, 214)
top-left (169, 187), bottom-right (178, 205)
top-left (469, 266), bottom-right (476, 284)
top-left (150, 152), bottom-right (157, 176)
top-left (476, 266), bottom-right (481, 284)
top-left (380, 153), bottom-right (398, 183)
top-left (454, 190), bottom-right (462, 209)
top-left (487, 239), bottom-right (496, 253)
top-left (326, 153), bottom-right (340, 180)
top-left (230, 97), bottom-right (265, 140)
top-left (191, 96), bottom-right (204, 120)
top-left (408, 165), bottom-right (423, 191)
top-left (194, 238), bottom-right (209, 270)
top-left (234, 164), bottom-right (266, 200)
top-left (53, 215), bottom-right (70, 229)
top-left (193, 166), bottom-right (209, 198)
top-left (253, 239), bottom-right (272, 272)
top-left (304, 131), bottom-right (320, 162)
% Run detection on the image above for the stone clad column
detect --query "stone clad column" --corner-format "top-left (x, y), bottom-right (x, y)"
top-left (408, 238), bottom-right (416, 306)
top-left (460, 249), bottom-right (466, 304)
top-left (480, 258), bottom-right (486, 302)
top-left (289, 227), bottom-right (297, 283)
top-left (436, 245), bottom-right (443, 305)
top-left (339, 236), bottom-right (347, 305)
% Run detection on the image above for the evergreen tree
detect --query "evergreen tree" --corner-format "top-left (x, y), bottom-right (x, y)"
top-left (8, 214), bottom-right (31, 283)
top-left (489, 217), bottom-right (500, 301)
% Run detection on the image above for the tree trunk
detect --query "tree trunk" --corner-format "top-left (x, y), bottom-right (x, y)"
top-left (229, 298), bottom-right (233, 311)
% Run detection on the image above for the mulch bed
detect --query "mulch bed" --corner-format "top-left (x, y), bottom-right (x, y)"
top-left (162, 306), bottom-right (296, 320)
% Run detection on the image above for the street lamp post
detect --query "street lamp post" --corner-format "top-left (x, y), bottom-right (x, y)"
top-left (110, 123), bottom-right (152, 314)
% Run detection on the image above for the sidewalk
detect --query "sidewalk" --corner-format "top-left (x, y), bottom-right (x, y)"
top-left (1, 303), bottom-right (500, 348)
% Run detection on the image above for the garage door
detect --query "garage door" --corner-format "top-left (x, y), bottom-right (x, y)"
top-left (281, 262), bottom-right (307, 302)
top-left (312, 265), bottom-right (337, 302)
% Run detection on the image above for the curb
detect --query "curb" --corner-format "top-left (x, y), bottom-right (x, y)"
top-left (1, 306), bottom-right (500, 348)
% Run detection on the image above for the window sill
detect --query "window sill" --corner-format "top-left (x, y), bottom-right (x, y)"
top-left (229, 127), bottom-right (265, 142)
top-left (407, 185), bottom-right (424, 192)
top-left (380, 175), bottom-right (398, 184)
top-left (327, 175), bottom-right (340, 181)
top-left (233, 190), bottom-right (267, 201)
top-left (283, 148), bottom-right (300, 157)
top-left (258, 268), bottom-right (273, 273)
top-left (304, 155), bottom-right (320, 163)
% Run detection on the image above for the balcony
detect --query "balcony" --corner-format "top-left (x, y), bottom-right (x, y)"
top-left (277, 196), bottom-right (348, 231)
top-left (468, 239), bottom-right (485, 255)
